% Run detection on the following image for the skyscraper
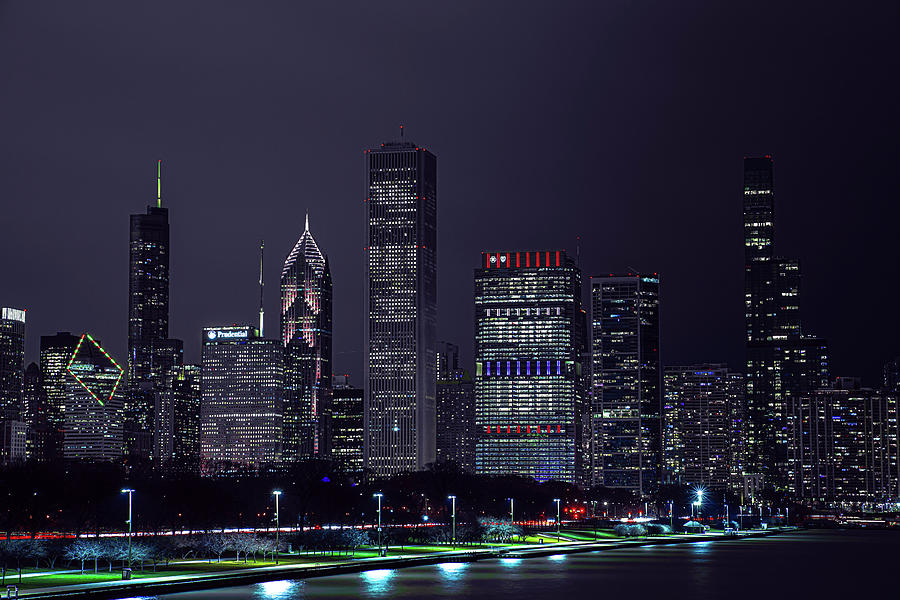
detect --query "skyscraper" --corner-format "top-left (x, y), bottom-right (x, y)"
top-left (154, 363), bottom-right (201, 473)
top-left (364, 136), bottom-right (437, 476)
top-left (473, 250), bottom-right (587, 484)
top-left (663, 365), bottom-right (738, 491)
top-left (127, 161), bottom-right (170, 460)
top-left (435, 341), bottom-right (476, 471)
top-left (200, 326), bottom-right (283, 471)
top-left (63, 334), bottom-right (125, 462)
top-left (742, 156), bottom-right (829, 486)
top-left (787, 379), bottom-right (899, 505)
top-left (332, 375), bottom-right (364, 475)
top-left (40, 331), bottom-right (80, 459)
top-left (281, 215), bottom-right (332, 461)
top-left (22, 361), bottom-right (51, 462)
top-left (591, 274), bottom-right (661, 496)
top-left (0, 307), bottom-right (26, 421)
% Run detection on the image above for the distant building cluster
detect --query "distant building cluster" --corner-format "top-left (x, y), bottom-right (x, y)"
top-left (2, 147), bottom-right (898, 510)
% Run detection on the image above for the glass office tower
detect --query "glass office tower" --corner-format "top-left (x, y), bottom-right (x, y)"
top-left (281, 215), bottom-right (332, 461)
top-left (0, 308), bottom-right (26, 422)
top-left (40, 331), bottom-right (80, 459)
top-left (200, 326), bottom-right (283, 471)
top-left (332, 375), bottom-right (364, 475)
top-left (62, 334), bottom-right (125, 462)
top-left (364, 138), bottom-right (437, 476)
top-left (435, 341), bottom-right (476, 471)
top-left (474, 250), bottom-right (586, 484)
top-left (743, 156), bottom-right (830, 486)
top-left (127, 165), bottom-right (170, 460)
top-left (591, 274), bottom-right (661, 496)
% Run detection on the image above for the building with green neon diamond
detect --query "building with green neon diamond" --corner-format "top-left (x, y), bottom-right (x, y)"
top-left (63, 334), bottom-right (125, 462)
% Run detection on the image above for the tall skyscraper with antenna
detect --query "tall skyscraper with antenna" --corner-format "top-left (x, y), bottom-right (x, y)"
top-left (281, 214), bottom-right (332, 460)
top-left (126, 161), bottom-right (175, 461)
top-left (364, 134), bottom-right (437, 476)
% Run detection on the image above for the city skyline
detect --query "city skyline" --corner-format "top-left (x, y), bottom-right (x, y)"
top-left (2, 4), bottom-right (900, 596)
top-left (4, 3), bottom-right (898, 388)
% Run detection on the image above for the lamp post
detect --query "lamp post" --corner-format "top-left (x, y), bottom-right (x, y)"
top-left (120, 488), bottom-right (134, 572)
top-left (696, 490), bottom-right (704, 530)
top-left (509, 497), bottom-right (515, 541)
top-left (448, 495), bottom-right (457, 549)
top-left (553, 499), bottom-right (561, 542)
top-left (272, 490), bottom-right (282, 565)
top-left (374, 493), bottom-right (384, 554)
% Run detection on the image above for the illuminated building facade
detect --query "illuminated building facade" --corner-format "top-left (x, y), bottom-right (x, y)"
top-left (591, 274), bottom-right (661, 495)
top-left (787, 379), bottom-right (899, 505)
top-left (23, 362), bottom-right (52, 462)
top-left (743, 156), bottom-right (830, 485)
top-left (281, 215), bottom-right (332, 461)
top-left (436, 341), bottom-right (475, 471)
top-left (154, 364), bottom-right (201, 473)
top-left (63, 334), bottom-right (125, 462)
top-left (663, 365), bottom-right (739, 491)
top-left (364, 138), bottom-right (437, 476)
top-left (0, 420), bottom-right (26, 465)
top-left (726, 371), bottom-right (748, 492)
top-left (200, 326), bottom-right (283, 470)
top-left (39, 331), bottom-right (80, 460)
top-left (474, 250), bottom-right (587, 484)
top-left (0, 307), bottom-right (26, 421)
top-left (127, 163), bottom-right (170, 460)
top-left (332, 375), bottom-right (364, 475)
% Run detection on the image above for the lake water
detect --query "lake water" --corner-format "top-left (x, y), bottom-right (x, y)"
top-left (123, 530), bottom-right (896, 600)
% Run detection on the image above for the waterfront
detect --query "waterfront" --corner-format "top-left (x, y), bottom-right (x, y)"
top-left (121, 530), bottom-right (893, 600)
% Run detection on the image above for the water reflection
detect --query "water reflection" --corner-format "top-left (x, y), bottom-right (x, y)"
top-left (255, 580), bottom-right (298, 599)
top-left (119, 532), bottom-right (894, 600)
top-left (360, 568), bottom-right (395, 595)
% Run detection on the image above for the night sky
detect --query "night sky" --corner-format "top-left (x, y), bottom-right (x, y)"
top-left (3, 2), bottom-right (898, 385)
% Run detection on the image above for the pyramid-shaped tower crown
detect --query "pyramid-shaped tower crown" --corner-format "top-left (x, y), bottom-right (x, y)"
top-left (282, 213), bottom-right (326, 277)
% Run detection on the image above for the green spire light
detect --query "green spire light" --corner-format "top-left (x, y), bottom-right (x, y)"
top-left (157, 160), bottom-right (162, 208)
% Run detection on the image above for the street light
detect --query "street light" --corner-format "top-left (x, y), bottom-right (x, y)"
top-left (120, 488), bottom-right (134, 574)
top-left (374, 493), bottom-right (384, 555)
top-left (448, 495), bottom-right (457, 549)
top-left (553, 499), bottom-right (561, 542)
top-left (272, 490), bottom-right (282, 565)
top-left (695, 489), bottom-right (704, 527)
top-left (508, 497), bottom-right (515, 541)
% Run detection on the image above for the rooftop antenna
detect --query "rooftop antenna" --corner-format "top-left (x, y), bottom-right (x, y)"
top-left (400, 124), bottom-right (404, 138)
top-left (157, 160), bottom-right (162, 208)
top-left (305, 211), bottom-right (309, 232)
top-left (258, 240), bottom-right (265, 337)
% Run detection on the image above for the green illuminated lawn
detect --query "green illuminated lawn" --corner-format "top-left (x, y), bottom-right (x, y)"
top-left (565, 530), bottom-right (625, 540)
top-left (6, 536), bottom-right (689, 592)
